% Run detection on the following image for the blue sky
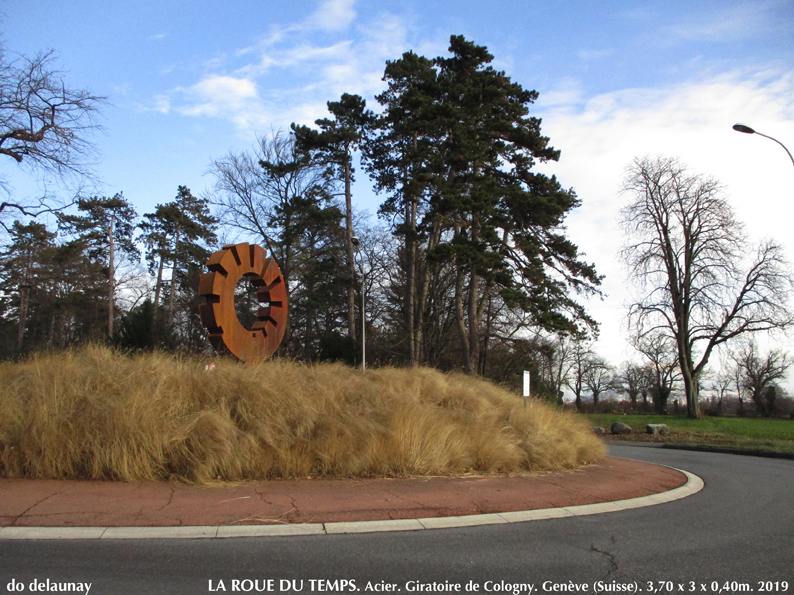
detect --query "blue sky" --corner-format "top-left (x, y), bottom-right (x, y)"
top-left (3, 0), bottom-right (794, 378)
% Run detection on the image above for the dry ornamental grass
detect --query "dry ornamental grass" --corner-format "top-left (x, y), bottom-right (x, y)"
top-left (0, 347), bottom-right (605, 483)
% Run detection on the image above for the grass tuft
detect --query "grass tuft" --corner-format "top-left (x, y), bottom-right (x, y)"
top-left (0, 346), bottom-right (605, 483)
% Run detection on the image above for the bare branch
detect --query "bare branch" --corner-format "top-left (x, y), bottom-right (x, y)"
top-left (0, 45), bottom-right (106, 231)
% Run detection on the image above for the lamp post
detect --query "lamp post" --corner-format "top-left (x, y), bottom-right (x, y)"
top-left (17, 282), bottom-right (32, 352)
top-left (732, 123), bottom-right (794, 169)
top-left (351, 236), bottom-right (365, 371)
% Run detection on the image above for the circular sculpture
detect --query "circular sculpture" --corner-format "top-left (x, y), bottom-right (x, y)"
top-left (198, 243), bottom-right (288, 364)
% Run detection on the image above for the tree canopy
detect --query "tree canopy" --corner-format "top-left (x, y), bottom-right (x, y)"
top-left (361, 36), bottom-right (602, 374)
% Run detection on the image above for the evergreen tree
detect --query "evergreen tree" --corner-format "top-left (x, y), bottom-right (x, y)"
top-left (363, 36), bottom-right (602, 374)
top-left (114, 299), bottom-right (176, 352)
top-left (292, 94), bottom-right (373, 343)
top-left (364, 51), bottom-right (442, 365)
top-left (0, 220), bottom-right (106, 354)
top-left (0, 221), bottom-right (57, 352)
top-left (140, 202), bottom-right (179, 309)
top-left (58, 193), bottom-right (138, 338)
top-left (285, 195), bottom-right (348, 359)
top-left (429, 36), bottom-right (602, 373)
top-left (140, 186), bottom-right (216, 325)
top-left (167, 186), bottom-right (216, 324)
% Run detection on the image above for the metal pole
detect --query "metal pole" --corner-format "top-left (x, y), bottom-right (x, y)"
top-left (17, 283), bottom-right (31, 352)
top-left (733, 124), bottom-right (794, 169)
top-left (754, 131), bottom-right (794, 169)
top-left (362, 270), bottom-right (366, 371)
top-left (351, 235), bottom-right (366, 371)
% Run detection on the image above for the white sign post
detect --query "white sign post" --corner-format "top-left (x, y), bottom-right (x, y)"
top-left (522, 370), bottom-right (530, 408)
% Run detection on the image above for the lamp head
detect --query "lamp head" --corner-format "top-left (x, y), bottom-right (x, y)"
top-left (733, 124), bottom-right (756, 134)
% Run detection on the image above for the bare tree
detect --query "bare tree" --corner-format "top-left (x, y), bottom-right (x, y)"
top-left (0, 47), bottom-right (105, 230)
top-left (615, 361), bottom-right (649, 410)
top-left (209, 131), bottom-right (332, 287)
top-left (708, 362), bottom-right (735, 416)
top-left (565, 339), bottom-right (596, 410)
top-left (537, 335), bottom-right (576, 405)
top-left (582, 355), bottom-right (613, 409)
top-left (620, 156), bottom-right (794, 418)
top-left (210, 131), bottom-right (353, 355)
top-left (634, 331), bottom-right (681, 415)
top-left (730, 341), bottom-right (791, 417)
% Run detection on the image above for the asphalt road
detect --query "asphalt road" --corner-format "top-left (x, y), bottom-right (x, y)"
top-left (1, 446), bottom-right (791, 595)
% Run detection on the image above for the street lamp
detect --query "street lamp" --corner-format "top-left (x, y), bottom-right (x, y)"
top-left (351, 236), bottom-right (365, 371)
top-left (732, 123), bottom-right (794, 169)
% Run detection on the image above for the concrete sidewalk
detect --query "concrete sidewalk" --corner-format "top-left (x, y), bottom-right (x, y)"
top-left (0, 457), bottom-right (700, 538)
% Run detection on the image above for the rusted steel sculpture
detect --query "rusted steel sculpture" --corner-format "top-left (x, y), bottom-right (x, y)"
top-left (198, 243), bottom-right (288, 363)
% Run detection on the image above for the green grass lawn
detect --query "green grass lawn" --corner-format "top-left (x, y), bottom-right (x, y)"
top-left (581, 413), bottom-right (794, 453)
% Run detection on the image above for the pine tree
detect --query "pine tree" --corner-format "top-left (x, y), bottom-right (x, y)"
top-left (58, 193), bottom-right (138, 338)
top-left (364, 51), bottom-right (441, 365)
top-left (364, 36), bottom-right (602, 374)
top-left (292, 94), bottom-right (373, 342)
top-left (0, 221), bottom-right (57, 352)
top-left (0, 220), bottom-right (106, 353)
top-left (140, 186), bottom-right (216, 325)
top-left (430, 36), bottom-right (601, 373)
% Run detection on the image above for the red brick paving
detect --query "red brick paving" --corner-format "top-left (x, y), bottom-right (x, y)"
top-left (0, 457), bottom-right (685, 527)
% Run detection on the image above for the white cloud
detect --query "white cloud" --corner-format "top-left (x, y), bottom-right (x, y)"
top-left (664, 1), bottom-right (775, 42)
top-left (175, 75), bottom-right (269, 131)
top-left (577, 48), bottom-right (615, 61)
top-left (278, 40), bottom-right (355, 70)
top-left (179, 75), bottom-right (258, 115)
top-left (537, 77), bottom-right (586, 109)
top-left (153, 95), bottom-right (171, 114)
top-left (534, 68), bottom-right (794, 367)
top-left (305, 0), bottom-right (357, 32)
top-left (163, 7), bottom-right (426, 134)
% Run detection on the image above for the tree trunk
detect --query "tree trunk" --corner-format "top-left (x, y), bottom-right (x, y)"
top-left (406, 192), bottom-right (417, 365)
top-left (451, 214), bottom-right (475, 373)
top-left (680, 359), bottom-right (702, 418)
top-left (480, 293), bottom-right (493, 376)
top-left (168, 224), bottom-right (181, 325)
top-left (154, 250), bottom-right (165, 306)
top-left (676, 317), bottom-right (703, 418)
top-left (464, 216), bottom-right (484, 375)
top-left (47, 314), bottom-right (55, 348)
top-left (466, 268), bottom-right (480, 375)
top-left (752, 389), bottom-right (768, 417)
top-left (454, 266), bottom-right (471, 373)
top-left (415, 216), bottom-right (441, 366)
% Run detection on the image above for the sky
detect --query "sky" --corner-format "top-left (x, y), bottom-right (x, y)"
top-left (2, 0), bottom-right (794, 384)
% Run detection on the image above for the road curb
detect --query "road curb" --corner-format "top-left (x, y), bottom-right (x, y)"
top-left (606, 440), bottom-right (794, 460)
top-left (660, 444), bottom-right (794, 460)
top-left (0, 467), bottom-right (703, 540)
